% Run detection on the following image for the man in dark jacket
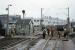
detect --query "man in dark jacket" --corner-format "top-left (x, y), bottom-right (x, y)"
top-left (43, 29), bottom-right (46, 39)
top-left (47, 28), bottom-right (50, 36)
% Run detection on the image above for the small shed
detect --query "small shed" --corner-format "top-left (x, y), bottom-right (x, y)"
top-left (16, 19), bottom-right (33, 35)
top-left (71, 22), bottom-right (75, 32)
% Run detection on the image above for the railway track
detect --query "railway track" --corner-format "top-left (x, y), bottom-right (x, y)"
top-left (24, 35), bottom-right (42, 50)
top-left (42, 37), bottom-right (50, 50)
top-left (0, 38), bottom-right (30, 50)
top-left (7, 38), bottom-right (39, 50)
top-left (0, 34), bottom-right (42, 50)
top-left (36, 36), bottom-right (64, 50)
top-left (42, 39), bottom-right (63, 50)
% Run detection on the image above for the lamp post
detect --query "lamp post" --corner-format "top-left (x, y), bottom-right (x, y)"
top-left (6, 4), bottom-right (12, 36)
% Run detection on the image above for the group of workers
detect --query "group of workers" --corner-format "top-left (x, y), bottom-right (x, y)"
top-left (42, 27), bottom-right (54, 39)
top-left (42, 27), bottom-right (69, 39)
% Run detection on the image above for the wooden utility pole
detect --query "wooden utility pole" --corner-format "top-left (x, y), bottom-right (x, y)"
top-left (40, 8), bottom-right (44, 30)
top-left (40, 8), bottom-right (43, 30)
top-left (67, 7), bottom-right (71, 33)
top-left (6, 4), bottom-right (12, 37)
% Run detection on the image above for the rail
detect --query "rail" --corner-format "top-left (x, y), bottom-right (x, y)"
top-left (42, 37), bottom-right (51, 50)
top-left (42, 38), bottom-right (63, 50)
top-left (25, 37), bottom-right (41, 50)
top-left (52, 40), bottom-right (63, 50)
top-left (4, 38), bottom-right (30, 50)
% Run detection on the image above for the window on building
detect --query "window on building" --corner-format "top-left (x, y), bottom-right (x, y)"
top-left (34, 20), bottom-right (36, 22)
top-left (37, 20), bottom-right (39, 22)
top-left (41, 20), bottom-right (44, 22)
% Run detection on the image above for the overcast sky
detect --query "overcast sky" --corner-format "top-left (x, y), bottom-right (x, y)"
top-left (0, 0), bottom-right (75, 20)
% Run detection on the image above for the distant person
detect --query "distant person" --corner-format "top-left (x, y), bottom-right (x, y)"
top-left (47, 28), bottom-right (50, 36)
top-left (64, 31), bottom-right (69, 38)
top-left (43, 29), bottom-right (46, 39)
top-left (63, 28), bottom-right (69, 38)
top-left (58, 31), bottom-right (60, 38)
top-left (51, 28), bottom-right (53, 38)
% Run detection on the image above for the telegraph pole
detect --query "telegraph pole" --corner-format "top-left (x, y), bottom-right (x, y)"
top-left (67, 7), bottom-right (71, 33)
top-left (68, 7), bottom-right (69, 18)
top-left (67, 7), bottom-right (70, 24)
top-left (67, 7), bottom-right (70, 28)
top-left (40, 8), bottom-right (43, 30)
top-left (6, 4), bottom-right (12, 36)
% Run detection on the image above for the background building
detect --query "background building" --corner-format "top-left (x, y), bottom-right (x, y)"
top-left (16, 19), bottom-right (33, 35)
top-left (42, 16), bottom-right (67, 26)
top-left (32, 16), bottom-right (67, 27)
top-left (0, 14), bottom-right (21, 35)
top-left (0, 14), bottom-right (21, 29)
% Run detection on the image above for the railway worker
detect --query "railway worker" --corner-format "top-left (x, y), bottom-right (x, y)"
top-left (43, 29), bottom-right (46, 39)
top-left (64, 31), bottom-right (68, 38)
top-left (13, 28), bottom-right (16, 35)
top-left (10, 28), bottom-right (13, 37)
top-left (64, 29), bottom-right (69, 38)
top-left (47, 28), bottom-right (50, 36)
top-left (10, 28), bottom-right (15, 37)
top-left (51, 28), bottom-right (53, 38)
top-left (58, 31), bottom-right (60, 38)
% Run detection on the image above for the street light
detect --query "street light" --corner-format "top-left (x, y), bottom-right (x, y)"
top-left (6, 4), bottom-right (12, 36)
